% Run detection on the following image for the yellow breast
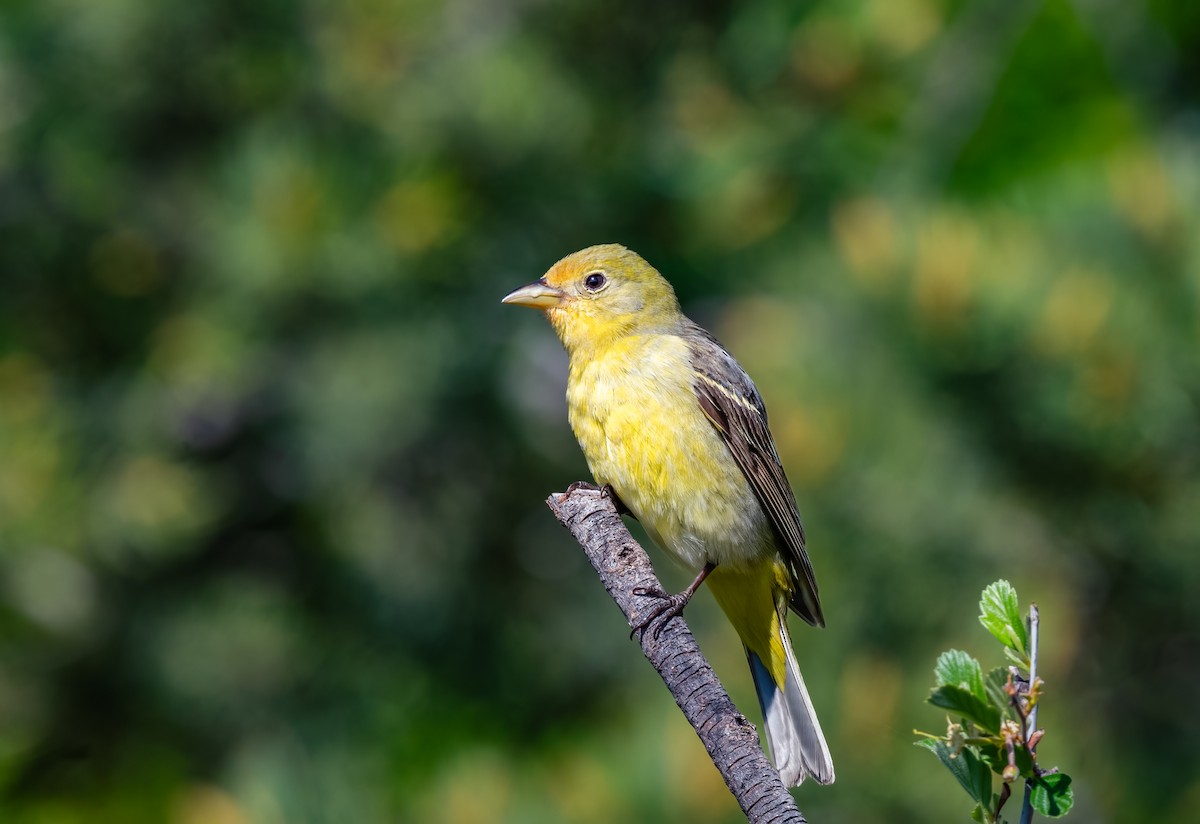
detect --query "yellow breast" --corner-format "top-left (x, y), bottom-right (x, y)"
top-left (565, 333), bottom-right (772, 571)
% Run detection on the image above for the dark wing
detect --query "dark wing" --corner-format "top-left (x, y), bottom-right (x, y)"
top-left (684, 322), bottom-right (824, 627)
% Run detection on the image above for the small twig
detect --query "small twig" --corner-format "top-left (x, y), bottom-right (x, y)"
top-left (546, 485), bottom-right (807, 824)
top-left (1019, 604), bottom-right (1040, 824)
top-left (1005, 668), bottom-right (1029, 742)
top-left (994, 783), bottom-right (1011, 824)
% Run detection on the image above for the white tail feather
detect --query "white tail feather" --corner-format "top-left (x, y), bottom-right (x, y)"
top-left (748, 622), bottom-right (834, 787)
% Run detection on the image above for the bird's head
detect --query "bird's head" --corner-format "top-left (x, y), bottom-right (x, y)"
top-left (502, 244), bottom-right (680, 353)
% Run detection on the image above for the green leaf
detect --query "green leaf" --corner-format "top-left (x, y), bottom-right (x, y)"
top-left (1004, 645), bottom-right (1030, 669)
top-left (979, 580), bottom-right (1028, 654)
top-left (978, 742), bottom-right (1004, 776)
top-left (929, 685), bottom-right (1003, 734)
top-left (935, 649), bottom-right (987, 703)
top-left (913, 737), bottom-right (942, 760)
top-left (985, 666), bottom-right (1012, 712)
top-left (915, 739), bottom-right (993, 810)
top-left (1029, 773), bottom-right (1074, 817)
top-left (1013, 739), bottom-right (1035, 777)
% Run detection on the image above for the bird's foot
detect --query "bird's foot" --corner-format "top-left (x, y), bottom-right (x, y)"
top-left (628, 561), bottom-right (715, 640)
top-left (629, 585), bottom-right (693, 641)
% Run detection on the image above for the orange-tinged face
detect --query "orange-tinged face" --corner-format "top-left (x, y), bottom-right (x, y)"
top-left (502, 244), bottom-right (680, 353)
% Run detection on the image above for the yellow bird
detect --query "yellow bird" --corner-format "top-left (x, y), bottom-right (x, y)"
top-left (503, 244), bottom-right (834, 787)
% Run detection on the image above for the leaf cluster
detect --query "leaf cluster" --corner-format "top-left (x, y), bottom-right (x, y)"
top-left (915, 581), bottom-right (1073, 823)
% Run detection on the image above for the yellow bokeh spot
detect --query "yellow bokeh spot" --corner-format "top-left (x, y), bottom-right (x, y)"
top-left (773, 407), bottom-right (846, 488)
top-left (663, 714), bottom-right (732, 821)
top-left (913, 211), bottom-right (978, 332)
top-left (718, 297), bottom-right (805, 376)
top-left (832, 195), bottom-right (898, 290)
top-left (314, 0), bottom-right (424, 107)
top-left (375, 177), bottom-right (461, 254)
top-left (413, 748), bottom-right (513, 824)
top-left (112, 457), bottom-right (196, 527)
top-left (838, 653), bottom-right (902, 767)
top-left (258, 163), bottom-right (325, 250)
top-left (1032, 269), bottom-right (1113, 358)
top-left (717, 298), bottom-right (846, 484)
top-left (1106, 144), bottom-right (1175, 240)
top-left (149, 311), bottom-right (244, 390)
top-left (791, 15), bottom-right (861, 93)
top-left (864, 0), bottom-right (942, 57)
top-left (0, 355), bottom-right (62, 523)
top-left (97, 455), bottom-right (212, 556)
top-left (666, 54), bottom-right (741, 144)
top-left (171, 785), bottom-right (250, 824)
top-left (1079, 349), bottom-right (1136, 413)
top-left (0, 353), bottom-right (51, 423)
top-left (697, 169), bottom-right (796, 250)
top-left (545, 752), bottom-right (622, 824)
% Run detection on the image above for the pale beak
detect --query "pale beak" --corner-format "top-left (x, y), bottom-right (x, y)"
top-left (501, 278), bottom-right (565, 309)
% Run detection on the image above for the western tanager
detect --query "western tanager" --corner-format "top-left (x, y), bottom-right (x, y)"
top-left (503, 244), bottom-right (834, 787)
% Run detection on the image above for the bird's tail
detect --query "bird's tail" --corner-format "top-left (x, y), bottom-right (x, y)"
top-left (746, 619), bottom-right (835, 787)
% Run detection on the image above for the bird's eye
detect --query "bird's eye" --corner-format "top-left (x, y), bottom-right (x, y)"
top-left (583, 272), bottom-right (607, 291)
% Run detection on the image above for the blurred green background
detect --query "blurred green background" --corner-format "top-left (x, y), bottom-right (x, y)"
top-left (1, 0), bottom-right (1197, 821)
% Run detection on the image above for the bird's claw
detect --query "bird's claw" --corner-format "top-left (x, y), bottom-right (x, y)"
top-left (564, 481), bottom-right (633, 518)
top-left (565, 480), bottom-right (602, 494)
top-left (629, 586), bottom-right (691, 641)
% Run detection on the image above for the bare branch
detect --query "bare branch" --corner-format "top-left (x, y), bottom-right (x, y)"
top-left (546, 485), bottom-right (807, 824)
top-left (1019, 604), bottom-right (1040, 824)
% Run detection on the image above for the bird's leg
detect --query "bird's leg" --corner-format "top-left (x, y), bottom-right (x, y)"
top-left (631, 561), bottom-right (716, 640)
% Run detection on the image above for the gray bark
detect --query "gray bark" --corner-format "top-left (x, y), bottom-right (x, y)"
top-left (546, 484), bottom-right (808, 824)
